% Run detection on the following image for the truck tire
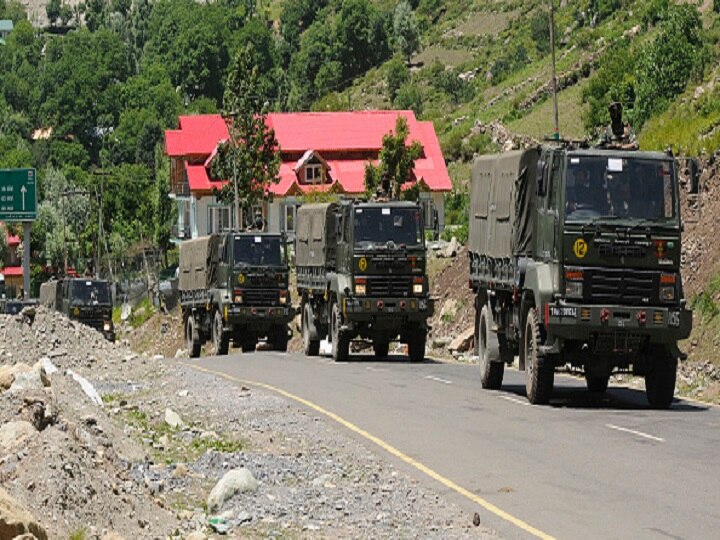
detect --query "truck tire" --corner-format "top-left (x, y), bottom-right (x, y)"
top-left (645, 345), bottom-right (677, 409)
top-left (373, 341), bottom-right (389, 359)
top-left (523, 307), bottom-right (553, 405)
top-left (586, 374), bottom-right (610, 393)
top-left (212, 310), bottom-right (229, 356)
top-left (185, 315), bottom-right (201, 359)
top-left (272, 325), bottom-right (289, 352)
top-left (241, 340), bottom-right (256, 353)
top-left (302, 303), bottom-right (320, 356)
top-left (407, 330), bottom-right (426, 363)
top-left (477, 305), bottom-right (504, 389)
top-left (331, 302), bottom-right (349, 362)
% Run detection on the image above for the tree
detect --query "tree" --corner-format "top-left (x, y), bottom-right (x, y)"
top-left (393, 0), bottom-right (419, 63)
top-left (364, 116), bottom-right (422, 200)
top-left (210, 44), bottom-right (281, 228)
top-left (46, 0), bottom-right (61, 25)
top-left (386, 56), bottom-right (409, 101)
top-left (335, 0), bottom-right (390, 81)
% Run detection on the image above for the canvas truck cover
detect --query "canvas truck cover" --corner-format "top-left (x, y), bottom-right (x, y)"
top-left (295, 202), bottom-right (338, 268)
top-left (179, 234), bottom-right (222, 291)
top-left (470, 149), bottom-right (538, 259)
top-left (39, 280), bottom-right (62, 309)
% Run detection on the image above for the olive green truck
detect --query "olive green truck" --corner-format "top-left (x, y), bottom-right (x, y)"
top-left (295, 200), bottom-right (433, 362)
top-left (468, 145), bottom-right (693, 408)
top-left (179, 232), bottom-right (293, 357)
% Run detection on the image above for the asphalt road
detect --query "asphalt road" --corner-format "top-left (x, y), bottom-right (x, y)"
top-left (185, 350), bottom-right (720, 540)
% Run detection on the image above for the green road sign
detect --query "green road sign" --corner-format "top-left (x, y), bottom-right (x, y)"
top-left (0, 168), bottom-right (37, 221)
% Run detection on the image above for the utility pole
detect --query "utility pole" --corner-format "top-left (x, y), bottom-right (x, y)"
top-left (226, 111), bottom-right (242, 230)
top-left (549, 0), bottom-right (560, 141)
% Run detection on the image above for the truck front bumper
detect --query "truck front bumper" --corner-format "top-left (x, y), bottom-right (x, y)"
top-left (226, 305), bottom-right (294, 325)
top-left (545, 302), bottom-right (692, 343)
top-left (343, 296), bottom-right (434, 322)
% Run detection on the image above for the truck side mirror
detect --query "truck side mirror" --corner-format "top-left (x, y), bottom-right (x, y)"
top-left (536, 160), bottom-right (547, 197)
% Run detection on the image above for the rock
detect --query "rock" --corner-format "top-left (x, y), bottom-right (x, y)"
top-left (431, 336), bottom-right (452, 349)
top-left (101, 532), bottom-right (126, 540)
top-left (207, 468), bottom-right (258, 512)
top-left (0, 486), bottom-right (48, 540)
top-left (439, 237), bottom-right (460, 258)
top-left (236, 511), bottom-right (252, 523)
top-left (172, 463), bottom-right (188, 478)
top-left (448, 326), bottom-right (475, 353)
top-left (175, 349), bottom-right (187, 359)
top-left (0, 421), bottom-right (37, 454)
top-left (208, 516), bottom-right (231, 534)
top-left (185, 533), bottom-right (207, 540)
top-left (473, 512), bottom-right (481, 526)
top-left (164, 408), bottom-right (183, 428)
top-left (9, 364), bottom-right (48, 392)
top-left (0, 365), bottom-right (15, 391)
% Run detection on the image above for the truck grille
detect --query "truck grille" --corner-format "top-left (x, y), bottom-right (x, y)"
top-left (367, 276), bottom-right (412, 297)
top-left (243, 289), bottom-right (278, 306)
top-left (587, 268), bottom-right (656, 305)
top-left (597, 243), bottom-right (646, 258)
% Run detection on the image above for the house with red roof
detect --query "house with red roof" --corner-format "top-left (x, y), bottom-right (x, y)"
top-left (164, 111), bottom-right (452, 240)
top-left (0, 226), bottom-right (22, 294)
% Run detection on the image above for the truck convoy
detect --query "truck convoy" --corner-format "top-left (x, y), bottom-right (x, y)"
top-left (295, 200), bottom-right (433, 362)
top-left (179, 232), bottom-right (292, 357)
top-left (39, 278), bottom-right (115, 341)
top-left (468, 144), bottom-right (692, 408)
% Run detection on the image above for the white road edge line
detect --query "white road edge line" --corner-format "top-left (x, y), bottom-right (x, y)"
top-left (424, 375), bottom-right (452, 385)
top-left (499, 395), bottom-right (531, 406)
top-left (605, 423), bottom-right (665, 442)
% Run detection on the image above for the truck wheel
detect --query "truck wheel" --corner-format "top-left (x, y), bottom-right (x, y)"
top-left (586, 374), bottom-right (610, 393)
top-left (331, 302), bottom-right (349, 362)
top-left (212, 310), bottom-right (229, 356)
top-left (477, 305), bottom-right (504, 390)
top-left (185, 315), bottom-right (201, 359)
top-left (373, 341), bottom-right (389, 359)
top-left (523, 307), bottom-right (553, 405)
top-left (273, 326), bottom-right (289, 352)
top-left (241, 340), bottom-right (256, 353)
top-left (407, 330), bottom-right (426, 363)
top-left (645, 345), bottom-right (677, 409)
top-left (302, 304), bottom-right (320, 356)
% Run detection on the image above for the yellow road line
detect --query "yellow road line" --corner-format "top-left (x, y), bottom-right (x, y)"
top-left (184, 362), bottom-right (556, 540)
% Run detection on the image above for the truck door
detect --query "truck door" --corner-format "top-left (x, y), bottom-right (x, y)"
top-left (536, 149), bottom-right (561, 261)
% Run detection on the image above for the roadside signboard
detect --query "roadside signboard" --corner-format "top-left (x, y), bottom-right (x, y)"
top-left (0, 168), bottom-right (37, 221)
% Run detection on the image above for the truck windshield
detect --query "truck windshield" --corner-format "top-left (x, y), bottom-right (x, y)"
top-left (234, 236), bottom-right (284, 266)
top-left (70, 281), bottom-right (111, 305)
top-left (354, 207), bottom-right (423, 247)
top-left (565, 156), bottom-right (677, 223)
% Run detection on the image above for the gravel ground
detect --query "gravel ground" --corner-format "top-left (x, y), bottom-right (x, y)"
top-left (0, 307), bottom-right (497, 538)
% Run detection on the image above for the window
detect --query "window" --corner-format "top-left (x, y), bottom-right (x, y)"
top-left (304, 164), bottom-right (323, 184)
top-left (208, 206), bottom-right (232, 233)
top-left (284, 204), bottom-right (297, 233)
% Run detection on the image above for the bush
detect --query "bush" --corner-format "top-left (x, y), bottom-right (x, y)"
top-left (394, 82), bottom-right (423, 114)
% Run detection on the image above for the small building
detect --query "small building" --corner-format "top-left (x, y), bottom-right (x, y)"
top-left (164, 110), bottom-right (452, 241)
top-left (0, 20), bottom-right (13, 44)
top-left (0, 229), bottom-right (22, 295)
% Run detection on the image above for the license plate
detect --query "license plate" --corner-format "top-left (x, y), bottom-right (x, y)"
top-left (549, 306), bottom-right (577, 318)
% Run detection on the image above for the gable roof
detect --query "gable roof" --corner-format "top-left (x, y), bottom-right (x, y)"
top-left (164, 110), bottom-right (451, 195)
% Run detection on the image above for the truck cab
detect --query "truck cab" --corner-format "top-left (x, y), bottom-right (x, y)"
top-left (61, 278), bottom-right (115, 341)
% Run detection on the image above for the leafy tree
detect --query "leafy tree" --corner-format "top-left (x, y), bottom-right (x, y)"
top-left (279, 0), bottom-right (329, 54)
top-left (364, 116), bottom-right (422, 200)
top-left (0, 0), bottom-right (26, 22)
top-left (335, 0), bottom-right (390, 81)
top-left (210, 44), bottom-right (280, 228)
top-left (394, 82), bottom-right (423, 115)
top-left (103, 108), bottom-right (161, 168)
top-left (386, 56), bottom-right (409, 101)
top-left (59, 3), bottom-right (73, 26)
top-left (153, 144), bottom-right (175, 262)
top-left (315, 61), bottom-right (342, 98)
top-left (288, 16), bottom-right (335, 109)
top-left (46, 0), bottom-right (61, 25)
top-left (530, 8), bottom-right (551, 55)
top-left (120, 64), bottom-right (180, 129)
top-left (393, 0), bottom-right (420, 63)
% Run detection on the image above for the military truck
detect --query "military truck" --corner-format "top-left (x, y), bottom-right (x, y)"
top-left (295, 200), bottom-right (433, 362)
top-left (39, 278), bottom-right (115, 341)
top-left (179, 232), bottom-right (292, 357)
top-left (468, 145), bottom-right (692, 408)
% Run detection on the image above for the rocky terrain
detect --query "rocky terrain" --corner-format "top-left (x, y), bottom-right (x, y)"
top-left (0, 307), bottom-right (496, 539)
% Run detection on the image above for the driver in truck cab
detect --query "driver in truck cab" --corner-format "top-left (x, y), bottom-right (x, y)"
top-left (566, 168), bottom-right (608, 214)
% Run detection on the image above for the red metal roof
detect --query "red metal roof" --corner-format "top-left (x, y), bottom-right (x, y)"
top-left (165, 111), bottom-right (451, 195)
top-left (1, 266), bottom-right (23, 276)
top-left (6, 233), bottom-right (20, 246)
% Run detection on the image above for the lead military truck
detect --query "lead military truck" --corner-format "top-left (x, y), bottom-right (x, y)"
top-left (468, 145), bottom-right (692, 408)
top-left (179, 232), bottom-right (292, 357)
top-left (296, 200), bottom-right (433, 362)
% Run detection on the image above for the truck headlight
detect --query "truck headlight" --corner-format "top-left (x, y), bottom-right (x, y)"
top-left (565, 281), bottom-right (583, 299)
top-left (234, 293), bottom-right (243, 304)
top-left (103, 322), bottom-right (111, 332)
top-left (660, 286), bottom-right (675, 301)
top-left (354, 278), bottom-right (366, 296)
top-left (279, 291), bottom-right (288, 304)
top-left (413, 283), bottom-right (423, 295)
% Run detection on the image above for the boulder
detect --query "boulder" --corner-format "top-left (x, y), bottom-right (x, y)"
top-left (0, 486), bottom-right (48, 540)
top-left (207, 468), bottom-right (258, 512)
top-left (9, 363), bottom-right (50, 392)
top-left (164, 408), bottom-right (183, 429)
top-left (185, 533), bottom-right (207, 540)
top-left (0, 421), bottom-right (37, 454)
top-left (0, 365), bottom-right (15, 391)
top-left (448, 326), bottom-right (476, 353)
